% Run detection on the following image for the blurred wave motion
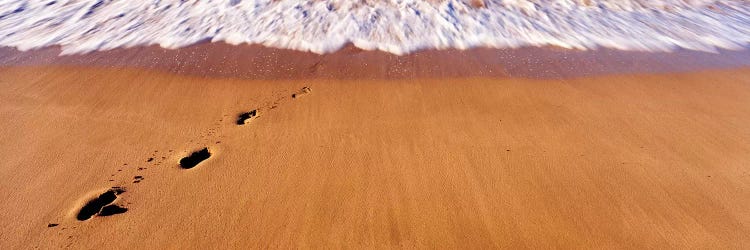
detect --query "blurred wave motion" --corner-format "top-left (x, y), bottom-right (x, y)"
top-left (0, 0), bottom-right (748, 55)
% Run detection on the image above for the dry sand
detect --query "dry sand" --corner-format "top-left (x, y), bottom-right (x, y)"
top-left (0, 46), bottom-right (750, 249)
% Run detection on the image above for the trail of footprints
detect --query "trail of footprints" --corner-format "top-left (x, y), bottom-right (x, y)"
top-left (49, 87), bottom-right (311, 229)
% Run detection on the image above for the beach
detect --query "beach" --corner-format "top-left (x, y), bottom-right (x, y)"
top-left (1, 45), bottom-right (750, 248)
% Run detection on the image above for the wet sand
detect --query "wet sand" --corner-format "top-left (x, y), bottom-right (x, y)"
top-left (2, 43), bottom-right (750, 79)
top-left (1, 45), bottom-right (750, 248)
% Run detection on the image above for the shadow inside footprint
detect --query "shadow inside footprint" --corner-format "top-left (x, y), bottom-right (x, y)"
top-left (99, 205), bottom-right (128, 216)
top-left (237, 110), bottom-right (257, 125)
top-left (179, 148), bottom-right (211, 169)
top-left (77, 188), bottom-right (126, 221)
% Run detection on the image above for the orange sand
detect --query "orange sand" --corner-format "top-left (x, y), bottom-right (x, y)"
top-left (1, 64), bottom-right (749, 248)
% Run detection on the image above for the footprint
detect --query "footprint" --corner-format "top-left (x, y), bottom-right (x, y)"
top-left (291, 87), bottom-right (311, 99)
top-left (179, 148), bottom-right (211, 169)
top-left (76, 188), bottom-right (127, 221)
top-left (237, 109), bottom-right (258, 125)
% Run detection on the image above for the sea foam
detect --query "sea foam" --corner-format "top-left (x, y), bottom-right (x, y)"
top-left (0, 0), bottom-right (748, 55)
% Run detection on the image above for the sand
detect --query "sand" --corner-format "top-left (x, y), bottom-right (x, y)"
top-left (1, 46), bottom-right (750, 248)
top-left (3, 43), bottom-right (750, 79)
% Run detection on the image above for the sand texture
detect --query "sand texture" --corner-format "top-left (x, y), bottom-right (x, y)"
top-left (1, 61), bottom-right (749, 248)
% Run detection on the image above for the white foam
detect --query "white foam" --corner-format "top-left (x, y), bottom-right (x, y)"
top-left (0, 0), bottom-right (748, 55)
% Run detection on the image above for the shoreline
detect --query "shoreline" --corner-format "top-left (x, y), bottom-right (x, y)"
top-left (2, 43), bottom-right (750, 80)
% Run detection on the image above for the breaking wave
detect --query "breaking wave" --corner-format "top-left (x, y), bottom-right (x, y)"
top-left (0, 0), bottom-right (748, 55)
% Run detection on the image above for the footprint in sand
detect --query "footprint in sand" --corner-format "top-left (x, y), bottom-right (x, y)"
top-left (237, 109), bottom-right (258, 125)
top-left (291, 86), bottom-right (311, 99)
top-left (76, 188), bottom-right (128, 221)
top-left (235, 87), bottom-right (312, 126)
top-left (179, 148), bottom-right (211, 169)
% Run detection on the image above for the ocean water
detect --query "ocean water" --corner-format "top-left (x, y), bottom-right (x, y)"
top-left (0, 0), bottom-right (748, 55)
